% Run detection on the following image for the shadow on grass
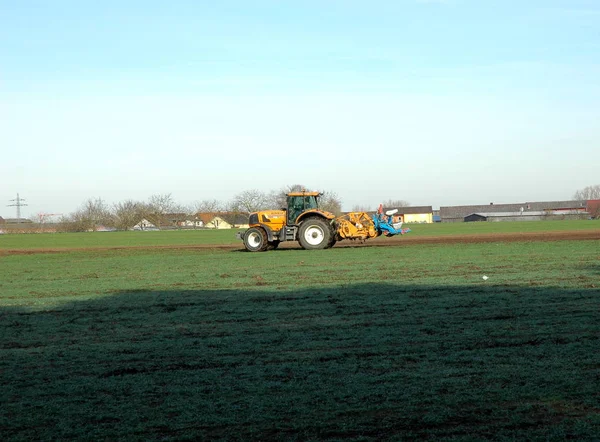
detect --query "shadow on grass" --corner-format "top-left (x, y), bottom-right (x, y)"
top-left (2, 283), bottom-right (600, 441)
top-left (585, 264), bottom-right (600, 275)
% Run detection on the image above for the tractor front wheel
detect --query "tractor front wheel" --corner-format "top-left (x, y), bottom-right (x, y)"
top-left (243, 227), bottom-right (268, 252)
top-left (298, 218), bottom-right (333, 250)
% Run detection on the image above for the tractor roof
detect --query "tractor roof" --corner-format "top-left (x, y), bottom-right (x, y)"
top-left (287, 191), bottom-right (321, 197)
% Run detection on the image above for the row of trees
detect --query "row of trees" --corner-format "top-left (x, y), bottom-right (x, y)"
top-left (59, 194), bottom-right (186, 232)
top-left (27, 184), bottom-right (600, 233)
top-left (55, 185), bottom-right (386, 232)
top-left (573, 185), bottom-right (600, 200)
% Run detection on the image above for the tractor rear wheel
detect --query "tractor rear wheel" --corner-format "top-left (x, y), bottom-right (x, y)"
top-left (298, 218), bottom-right (333, 250)
top-left (243, 227), bottom-right (268, 252)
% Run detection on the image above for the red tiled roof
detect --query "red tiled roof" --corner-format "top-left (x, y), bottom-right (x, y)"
top-left (195, 212), bottom-right (248, 225)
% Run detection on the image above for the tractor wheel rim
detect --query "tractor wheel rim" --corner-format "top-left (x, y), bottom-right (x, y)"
top-left (304, 226), bottom-right (324, 245)
top-left (248, 232), bottom-right (261, 247)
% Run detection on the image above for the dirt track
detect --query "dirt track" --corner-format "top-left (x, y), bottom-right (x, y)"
top-left (1, 230), bottom-right (598, 256)
top-left (362, 229), bottom-right (600, 246)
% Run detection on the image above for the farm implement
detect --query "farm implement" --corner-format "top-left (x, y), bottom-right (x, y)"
top-left (237, 191), bottom-right (410, 252)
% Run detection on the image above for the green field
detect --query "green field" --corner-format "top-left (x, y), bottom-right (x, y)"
top-left (0, 229), bottom-right (237, 249)
top-left (1, 228), bottom-right (599, 440)
top-left (0, 219), bottom-right (598, 250)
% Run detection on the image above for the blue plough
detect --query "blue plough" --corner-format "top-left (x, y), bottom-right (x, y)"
top-left (372, 208), bottom-right (411, 237)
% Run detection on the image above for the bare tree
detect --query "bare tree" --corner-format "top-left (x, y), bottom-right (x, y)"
top-left (145, 193), bottom-right (188, 227)
top-left (229, 190), bottom-right (270, 213)
top-left (113, 200), bottom-right (148, 230)
top-left (588, 201), bottom-right (600, 219)
top-left (147, 193), bottom-right (187, 214)
top-left (229, 185), bottom-right (342, 215)
top-left (60, 197), bottom-right (114, 232)
top-left (87, 198), bottom-right (114, 228)
top-left (267, 184), bottom-right (308, 209)
top-left (574, 185), bottom-right (600, 200)
top-left (382, 199), bottom-right (410, 209)
top-left (351, 204), bottom-right (374, 212)
top-left (192, 199), bottom-right (223, 214)
top-left (267, 184), bottom-right (344, 215)
top-left (56, 215), bottom-right (78, 233)
top-left (319, 191), bottom-right (343, 216)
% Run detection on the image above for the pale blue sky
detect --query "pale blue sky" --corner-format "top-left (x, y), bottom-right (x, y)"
top-left (1, 0), bottom-right (599, 217)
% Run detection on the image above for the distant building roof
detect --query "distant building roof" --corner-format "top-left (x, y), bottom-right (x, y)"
top-left (196, 212), bottom-right (219, 225)
top-left (385, 206), bottom-right (433, 214)
top-left (148, 213), bottom-right (191, 227)
top-left (196, 212), bottom-right (248, 226)
top-left (467, 209), bottom-right (588, 218)
top-left (530, 200), bottom-right (587, 210)
top-left (467, 211), bottom-right (546, 217)
top-left (3, 218), bottom-right (33, 224)
top-left (221, 213), bottom-right (250, 225)
top-left (441, 204), bottom-right (523, 219)
top-left (441, 200), bottom-right (587, 220)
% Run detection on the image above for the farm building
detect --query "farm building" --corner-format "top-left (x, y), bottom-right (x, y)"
top-left (587, 200), bottom-right (600, 219)
top-left (383, 206), bottom-right (433, 224)
top-left (130, 213), bottom-right (249, 231)
top-left (464, 210), bottom-right (588, 222)
top-left (132, 214), bottom-right (205, 230)
top-left (196, 212), bottom-right (249, 229)
top-left (176, 219), bottom-right (205, 228)
top-left (159, 213), bottom-right (192, 228)
top-left (132, 219), bottom-right (159, 230)
top-left (441, 200), bottom-right (588, 222)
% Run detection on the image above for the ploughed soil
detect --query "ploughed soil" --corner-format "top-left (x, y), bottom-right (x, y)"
top-left (1, 229), bottom-right (598, 256)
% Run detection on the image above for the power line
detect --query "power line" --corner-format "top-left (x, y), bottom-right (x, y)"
top-left (8, 193), bottom-right (28, 222)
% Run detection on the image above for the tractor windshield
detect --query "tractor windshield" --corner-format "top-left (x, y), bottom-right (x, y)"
top-left (304, 196), bottom-right (318, 210)
top-left (287, 195), bottom-right (319, 224)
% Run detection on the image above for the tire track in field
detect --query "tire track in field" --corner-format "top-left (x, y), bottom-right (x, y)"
top-left (1, 229), bottom-right (598, 256)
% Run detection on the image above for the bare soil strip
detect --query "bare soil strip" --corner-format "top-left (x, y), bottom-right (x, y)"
top-left (366, 229), bottom-right (600, 246)
top-left (1, 230), bottom-right (598, 256)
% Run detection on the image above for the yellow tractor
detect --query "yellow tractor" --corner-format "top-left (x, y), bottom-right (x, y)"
top-left (237, 191), bottom-right (410, 252)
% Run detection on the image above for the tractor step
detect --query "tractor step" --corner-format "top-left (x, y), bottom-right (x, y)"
top-left (282, 226), bottom-right (297, 241)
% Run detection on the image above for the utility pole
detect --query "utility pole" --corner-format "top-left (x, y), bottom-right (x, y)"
top-left (8, 193), bottom-right (28, 222)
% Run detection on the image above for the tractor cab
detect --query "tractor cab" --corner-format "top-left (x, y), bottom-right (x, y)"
top-left (286, 191), bottom-right (320, 225)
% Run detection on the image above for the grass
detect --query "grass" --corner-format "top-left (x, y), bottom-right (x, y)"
top-left (0, 219), bottom-right (598, 250)
top-left (0, 229), bottom-right (237, 249)
top-left (1, 238), bottom-right (599, 440)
